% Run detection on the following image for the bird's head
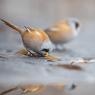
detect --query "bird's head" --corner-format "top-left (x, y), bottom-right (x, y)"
top-left (39, 39), bottom-right (55, 56)
top-left (67, 18), bottom-right (80, 32)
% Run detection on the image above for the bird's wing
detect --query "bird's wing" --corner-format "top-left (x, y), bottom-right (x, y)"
top-left (45, 27), bottom-right (60, 33)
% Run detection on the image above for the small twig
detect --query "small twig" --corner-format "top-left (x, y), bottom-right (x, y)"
top-left (0, 87), bottom-right (18, 95)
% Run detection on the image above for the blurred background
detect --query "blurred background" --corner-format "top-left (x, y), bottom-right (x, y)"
top-left (0, 0), bottom-right (95, 26)
top-left (0, 0), bottom-right (95, 52)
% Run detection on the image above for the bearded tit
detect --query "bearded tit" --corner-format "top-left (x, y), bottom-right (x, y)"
top-left (0, 19), bottom-right (54, 57)
top-left (45, 18), bottom-right (80, 50)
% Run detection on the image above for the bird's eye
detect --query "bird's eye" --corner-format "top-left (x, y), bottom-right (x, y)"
top-left (75, 22), bottom-right (79, 29)
top-left (41, 49), bottom-right (49, 53)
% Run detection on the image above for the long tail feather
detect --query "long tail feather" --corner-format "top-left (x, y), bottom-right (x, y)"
top-left (0, 19), bottom-right (23, 34)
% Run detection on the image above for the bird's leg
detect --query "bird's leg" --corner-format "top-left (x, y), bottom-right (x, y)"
top-left (16, 49), bottom-right (41, 57)
top-left (26, 50), bottom-right (39, 57)
top-left (16, 48), bottom-right (59, 60)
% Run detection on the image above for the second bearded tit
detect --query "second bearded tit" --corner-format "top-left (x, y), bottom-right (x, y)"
top-left (0, 19), bottom-right (55, 57)
top-left (45, 18), bottom-right (80, 50)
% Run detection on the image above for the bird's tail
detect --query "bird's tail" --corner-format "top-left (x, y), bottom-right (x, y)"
top-left (0, 19), bottom-right (23, 34)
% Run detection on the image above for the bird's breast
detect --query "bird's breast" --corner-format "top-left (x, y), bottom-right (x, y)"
top-left (21, 31), bottom-right (50, 52)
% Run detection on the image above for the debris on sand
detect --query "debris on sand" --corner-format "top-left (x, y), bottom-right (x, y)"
top-left (55, 64), bottom-right (82, 71)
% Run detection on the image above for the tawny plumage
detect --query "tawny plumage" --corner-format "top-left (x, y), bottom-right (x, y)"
top-left (0, 19), bottom-right (54, 56)
top-left (45, 18), bottom-right (80, 50)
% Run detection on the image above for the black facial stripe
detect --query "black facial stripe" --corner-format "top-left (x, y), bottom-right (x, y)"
top-left (75, 22), bottom-right (79, 29)
top-left (41, 49), bottom-right (49, 52)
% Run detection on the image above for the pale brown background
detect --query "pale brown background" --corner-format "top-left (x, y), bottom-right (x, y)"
top-left (0, 0), bottom-right (95, 26)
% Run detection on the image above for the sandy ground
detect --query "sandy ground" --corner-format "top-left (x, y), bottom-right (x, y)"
top-left (0, 20), bottom-right (95, 95)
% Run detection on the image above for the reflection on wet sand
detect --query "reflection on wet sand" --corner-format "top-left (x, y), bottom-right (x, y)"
top-left (0, 84), bottom-right (65, 95)
top-left (55, 64), bottom-right (82, 71)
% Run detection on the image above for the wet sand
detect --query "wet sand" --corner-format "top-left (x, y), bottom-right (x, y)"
top-left (0, 20), bottom-right (95, 95)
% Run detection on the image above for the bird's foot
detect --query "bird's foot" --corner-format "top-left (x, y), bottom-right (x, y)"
top-left (27, 51), bottom-right (39, 57)
top-left (16, 48), bottom-right (59, 61)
